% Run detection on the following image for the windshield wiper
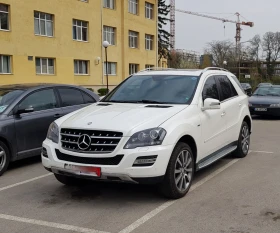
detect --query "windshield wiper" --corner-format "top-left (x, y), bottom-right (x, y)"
top-left (253, 94), bottom-right (265, 96)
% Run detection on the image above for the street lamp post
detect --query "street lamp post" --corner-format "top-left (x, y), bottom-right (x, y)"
top-left (103, 41), bottom-right (110, 94)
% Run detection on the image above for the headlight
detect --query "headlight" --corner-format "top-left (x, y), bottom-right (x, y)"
top-left (47, 122), bottom-right (59, 143)
top-left (270, 103), bottom-right (280, 107)
top-left (124, 128), bottom-right (167, 149)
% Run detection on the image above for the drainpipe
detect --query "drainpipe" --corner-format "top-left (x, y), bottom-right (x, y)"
top-left (101, 0), bottom-right (104, 85)
top-left (156, 0), bottom-right (159, 66)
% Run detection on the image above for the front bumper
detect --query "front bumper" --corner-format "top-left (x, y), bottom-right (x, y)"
top-left (249, 107), bottom-right (280, 116)
top-left (42, 139), bottom-right (173, 184)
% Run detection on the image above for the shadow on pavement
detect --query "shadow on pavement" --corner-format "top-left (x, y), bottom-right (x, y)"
top-left (252, 115), bottom-right (280, 121)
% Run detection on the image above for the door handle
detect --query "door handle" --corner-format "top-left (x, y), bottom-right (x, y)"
top-left (54, 114), bottom-right (62, 118)
top-left (221, 112), bottom-right (226, 117)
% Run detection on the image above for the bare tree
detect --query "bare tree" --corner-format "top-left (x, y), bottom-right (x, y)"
top-left (262, 32), bottom-right (280, 79)
top-left (204, 40), bottom-right (236, 68)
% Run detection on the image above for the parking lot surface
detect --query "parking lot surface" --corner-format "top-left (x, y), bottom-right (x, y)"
top-left (0, 118), bottom-right (280, 233)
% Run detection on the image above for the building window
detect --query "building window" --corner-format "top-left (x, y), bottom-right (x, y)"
top-left (129, 31), bottom-right (138, 48)
top-left (0, 3), bottom-right (9, 30)
top-left (74, 60), bottom-right (89, 75)
top-left (34, 11), bottom-right (54, 37)
top-left (104, 62), bottom-right (117, 75)
top-left (103, 26), bottom-right (115, 45)
top-left (0, 55), bottom-right (11, 74)
top-left (145, 2), bottom-right (154, 19)
top-left (73, 19), bottom-right (88, 42)
top-left (129, 64), bottom-right (139, 75)
top-left (104, 0), bottom-right (115, 9)
top-left (128, 0), bottom-right (138, 15)
top-left (145, 64), bottom-right (154, 69)
top-left (145, 34), bottom-right (153, 50)
top-left (36, 58), bottom-right (55, 75)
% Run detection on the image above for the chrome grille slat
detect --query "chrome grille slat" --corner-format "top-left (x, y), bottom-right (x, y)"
top-left (91, 144), bottom-right (118, 146)
top-left (90, 136), bottom-right (122, 139)
top-left (61, 140), bottom-right (78, 144)
top-left (61, 133), bottom-right (80, 137)
top-left (60, 128), bottom-right (123, 154)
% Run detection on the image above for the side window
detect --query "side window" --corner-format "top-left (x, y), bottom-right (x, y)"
top-left (217, 76), bottom-right (238, 101)
top-left (82, 92), bottom-right (96, 104)
top-left (231, 75), bottom-right (244, 93)
top-left (58, 88), bottom-right (84, 107)
top-left (19, 89), bottom-right (57, 112)
top-left (202, 76), bottom-right (219, 101)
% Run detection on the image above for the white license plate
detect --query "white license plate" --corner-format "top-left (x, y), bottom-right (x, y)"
top-left (255, 108), bottom-right (267, 111)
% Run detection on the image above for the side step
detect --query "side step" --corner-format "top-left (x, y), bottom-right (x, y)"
top-left (197, 145), bottom-right (237, 170)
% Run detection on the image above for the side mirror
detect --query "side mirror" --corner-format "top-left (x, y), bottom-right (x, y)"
top-left (202, 98), bottom-right (221, 111)
top-left (16, 107), bottom-right (34, 115)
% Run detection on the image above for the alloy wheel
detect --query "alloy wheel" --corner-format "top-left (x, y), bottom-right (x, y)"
top-left (241, 125), bottom-right (250, 154)
top-left (174, 150), bottom-right (193, 192)
top-left (0, 146), bottom-right (6, 171)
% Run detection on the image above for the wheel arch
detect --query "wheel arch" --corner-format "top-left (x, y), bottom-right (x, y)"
top-left (177, 135), bottom-right (197, 165)
top-left (0, 136), bottom-right (14, 161)
top-left (243, 115), bottom-right (252, 133)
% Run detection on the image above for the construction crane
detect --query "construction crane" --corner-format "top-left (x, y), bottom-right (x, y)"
top-left (170, 2), bottom-right (254, 53)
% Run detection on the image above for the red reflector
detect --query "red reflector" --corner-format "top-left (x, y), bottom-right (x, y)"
top-left (82, 167), bottom-right (101, 177)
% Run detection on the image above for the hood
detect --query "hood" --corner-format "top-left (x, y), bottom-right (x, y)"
top-left (249, 95), bottom-right (280, 105)
top-left (59, 103), bottom-right (187, 136)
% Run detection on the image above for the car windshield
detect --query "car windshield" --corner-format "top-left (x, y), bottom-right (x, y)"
top-left (253, 86), bottom-right (280, 96)
top-left (103, 75), bottom-right (200, 104)
top-left (0, 89), bottom-right (24, 113)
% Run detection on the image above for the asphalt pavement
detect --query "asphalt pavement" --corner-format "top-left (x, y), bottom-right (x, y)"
top-left (0, 118), bottom-right (279, 233)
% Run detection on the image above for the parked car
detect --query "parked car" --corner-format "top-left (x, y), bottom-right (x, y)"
top-left (249, 85), bottom-right (280, 116)
top-left (241, 83), bottom-right (252, 96)
top-left (0, 84), bottom-right (99, 176)
top-left (257, 83), bottom-right (272, 88)
top-left (42, 68), bottom-right (252, 199)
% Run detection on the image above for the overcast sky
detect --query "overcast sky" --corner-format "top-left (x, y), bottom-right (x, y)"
top-left (169, 0), bottom-right (279, 53)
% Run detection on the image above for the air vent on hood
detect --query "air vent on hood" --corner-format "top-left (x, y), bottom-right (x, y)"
top-left (97, 103), bottom-right (112, 106)
top-left (145, 105), bottom-right (172, 108)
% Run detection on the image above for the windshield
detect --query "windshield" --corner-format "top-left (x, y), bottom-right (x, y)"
top-left (0, 89), bottom-right (24, 113)
top-left (103, 75), bottom-right (200, 104)
top-left (253, 86), bottom-right (280, 96)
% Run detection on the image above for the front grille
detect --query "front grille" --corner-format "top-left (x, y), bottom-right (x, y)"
top-left (55, 149), bottom-right (123, 165)
top-left (60, 128), bottom-right (123, 154)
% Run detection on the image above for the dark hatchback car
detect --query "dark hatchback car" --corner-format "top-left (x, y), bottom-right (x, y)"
top-left (249, 85), bottom-right (280, 116)
top-left (0, 84), bottom-right (99, 175)
top-left (241, 83), bottom-right (252, 96)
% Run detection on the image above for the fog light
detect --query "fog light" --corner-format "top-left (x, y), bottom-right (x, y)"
top-left (133, 155), bottom-right (157, 167)
top-left (42, 147), bottom-right (48, 158)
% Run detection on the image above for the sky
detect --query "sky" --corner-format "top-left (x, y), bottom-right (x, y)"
top-left (169, 0), bottom-right (279, 54)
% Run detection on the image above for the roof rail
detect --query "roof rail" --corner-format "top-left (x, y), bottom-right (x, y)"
top-left (137, 67), bottom-right (175, 73)
top-left (202, 67), bottom-right (229, 72)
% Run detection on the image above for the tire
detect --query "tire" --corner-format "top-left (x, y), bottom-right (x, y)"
top-left (232, 121), bottom-right (250, 158)
top-left (160, 142), bottom-right (195, 199)
top-left (54, 174), bottom-right (86, 186)
top-left (0, 141), bottom-right (10, 176)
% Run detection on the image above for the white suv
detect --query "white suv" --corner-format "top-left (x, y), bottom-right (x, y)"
top-left (42, 68), bottom-right (252, 199)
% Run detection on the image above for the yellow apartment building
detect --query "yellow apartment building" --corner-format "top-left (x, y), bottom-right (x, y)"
top-left (0, 0), bottom-right (158, 89)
